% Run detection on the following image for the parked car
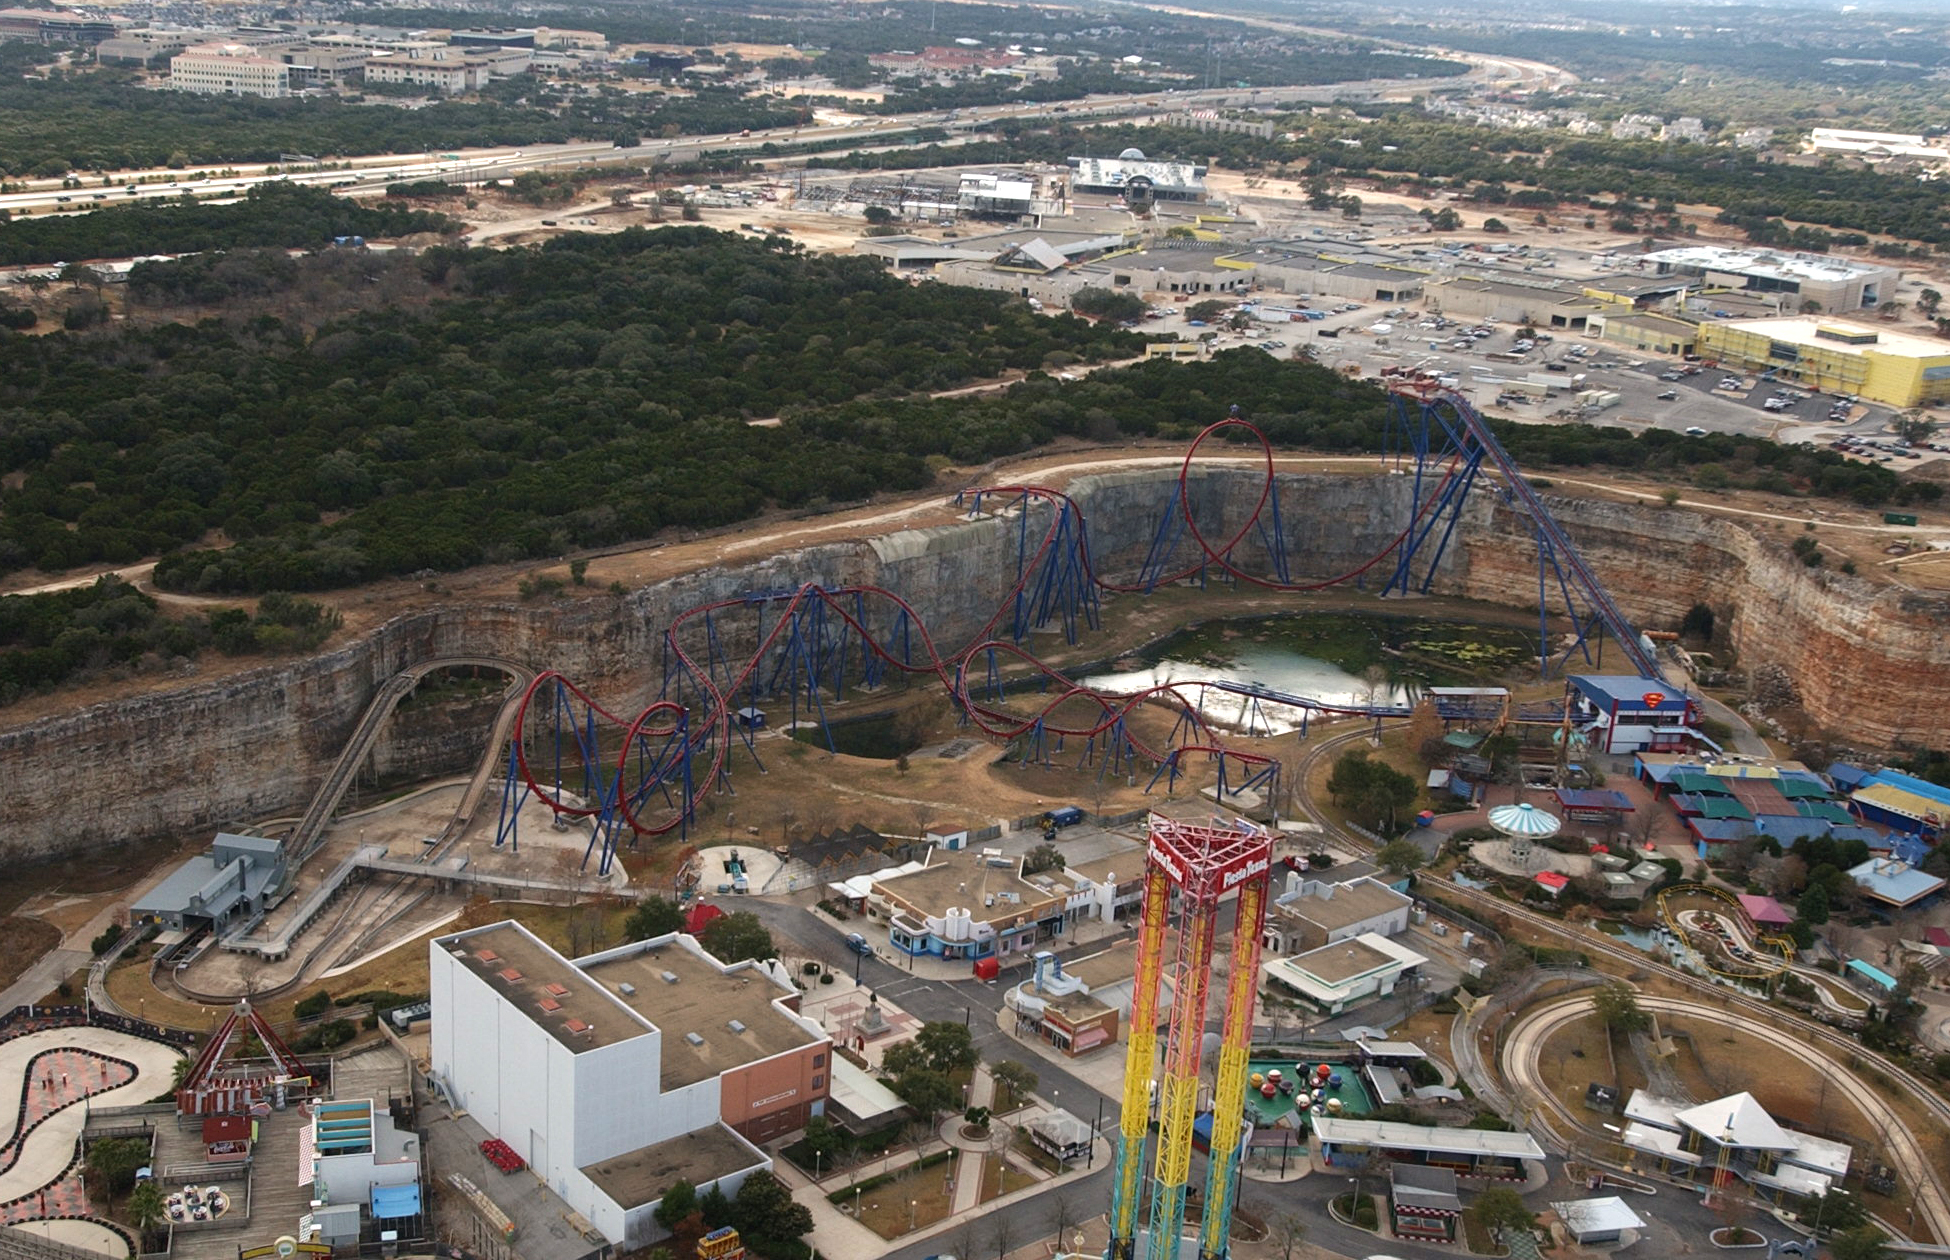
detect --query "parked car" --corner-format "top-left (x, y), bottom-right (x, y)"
top-left (1684, 425), bottom-right (1708, 436)
top-left (845, 933), bottom-right (874, 956)
top-left (1656, 390), bottom-right (1678, 400)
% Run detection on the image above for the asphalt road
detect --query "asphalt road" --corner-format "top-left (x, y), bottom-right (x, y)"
top-left (728, 891), bottom-right (1732, 1260)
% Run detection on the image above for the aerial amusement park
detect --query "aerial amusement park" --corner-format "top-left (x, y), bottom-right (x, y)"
top-left (484, 381), bottom-right (1674, 1260)
top-left (491, 381), bottom-right (1665, 878)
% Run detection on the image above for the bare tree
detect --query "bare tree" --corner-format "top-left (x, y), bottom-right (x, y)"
top-left (990, 1210), bottom-right (1018, 1260)
top-left (1270, 1213), bottom-right (1308, 1260)
top-left (1049, 1190), bottom-right (1077, 1251)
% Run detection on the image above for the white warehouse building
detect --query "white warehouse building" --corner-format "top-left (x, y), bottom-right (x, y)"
top-left (430, 921), bottom-right (833, 1248)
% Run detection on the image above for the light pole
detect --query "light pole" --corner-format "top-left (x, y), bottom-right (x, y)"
top-left (910, 1198), bottom-right (918, 1232)
top-left (854, 1186), bottom-right (862, 1218)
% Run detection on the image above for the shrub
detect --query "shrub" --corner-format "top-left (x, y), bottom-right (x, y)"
top-left (294, 989), bottom-right (333, 1020)
top-left (90, 923), bottom-right (124, 956)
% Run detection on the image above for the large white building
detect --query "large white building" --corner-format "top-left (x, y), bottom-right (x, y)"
top-left (430, 921), bottom-right (832, 1248)
top-left (1069, 148), bottom-right (1205, 202)
top-left (1809, 127), bottom-right (1949, 164)
top-left (1262, 932), bottom-right (1427, 1015)
top-left (1638, 245), bottom-right (1897, 313)
top-left (169, 42), bottom-right (290, 97)
top-left (1621, 1090), bottom-right (1851, 1198)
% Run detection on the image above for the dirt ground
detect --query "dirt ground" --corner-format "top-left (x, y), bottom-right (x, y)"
top-left (0, 917), bottom-right (62, 989)
top-left (1531, 1008), bottom-right (1943, 1231)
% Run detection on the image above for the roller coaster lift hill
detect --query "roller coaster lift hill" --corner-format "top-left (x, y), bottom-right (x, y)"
top-left (493, 385), bottom-right (1670, 875)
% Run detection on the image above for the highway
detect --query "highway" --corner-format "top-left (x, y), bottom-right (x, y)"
top-left (0, 71), bottom-right (1489, 224)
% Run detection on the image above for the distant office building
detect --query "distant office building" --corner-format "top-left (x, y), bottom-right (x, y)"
top-left (363, 51), bottom-right (490, 92)
top-left (0, 7), bottom-right (119, 45)
top-left (171, 42), bottom-right (293, 96)
top-left (1069, 148), bottom-right (1205, 202)
top-left (1809, 127), bottom-right (1948, 163)
top-left (280, 43), bottom-right (371, 86)
top-left (449, 28), bottom-right (534, 49)
top-left (1698, 316), bottom-right (1950, 408)
top-left (958, 172), bottom-right (1035, 217)
top-left (1640, 245), bottom-right (1896, 312)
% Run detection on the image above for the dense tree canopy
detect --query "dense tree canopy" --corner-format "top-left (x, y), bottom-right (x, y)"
top-left (0, 231), bottom-right (1929, 608)
top-left (0, 183), bottom-right (459, 266)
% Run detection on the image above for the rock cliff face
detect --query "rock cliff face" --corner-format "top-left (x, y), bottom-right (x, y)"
top-left (4, 470), bottom-right (1943, 859)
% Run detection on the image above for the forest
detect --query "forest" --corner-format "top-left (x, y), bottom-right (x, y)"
top-left (0, 577), bottom-right (340, 706)
top-left (0, 72), bottom-right (804, 174)
top-left (0, 184), bottom-right (460, 266)
top-left (0, 230), bottom-right (1142, 593)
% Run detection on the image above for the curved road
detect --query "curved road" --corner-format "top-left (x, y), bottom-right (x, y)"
top-left (1503, 992), bottom-right (1950, 1240)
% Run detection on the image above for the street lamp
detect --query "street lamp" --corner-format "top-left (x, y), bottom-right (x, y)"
top-left (910, 1198), bottom-right (918, 1232)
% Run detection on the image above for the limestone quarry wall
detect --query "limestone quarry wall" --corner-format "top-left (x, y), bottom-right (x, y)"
top-left (2, 470), bottom-right (1943, 860)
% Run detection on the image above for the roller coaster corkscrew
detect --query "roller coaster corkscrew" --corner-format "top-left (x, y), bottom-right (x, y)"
top-left (492, 385), bottom-right (1666, 877)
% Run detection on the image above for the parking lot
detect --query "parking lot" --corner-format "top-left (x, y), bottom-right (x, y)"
top-left (1142, 296), bottom-right (1934, 465)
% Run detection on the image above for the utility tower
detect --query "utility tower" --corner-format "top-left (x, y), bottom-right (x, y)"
top-left (1108, 814), bottom-right (1272, 1260)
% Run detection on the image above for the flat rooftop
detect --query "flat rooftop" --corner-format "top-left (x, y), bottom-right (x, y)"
top-left (446, 924), bottom-right (648, 1052)
top-left (1276, 877), bottom-right (1409, 933)
top-left (1062, 942), bottom-right (1138, 991)
top-left (874, 850), bottom-right (1061, 921)
top-left (1287, 936), bottom-right (1395, 985)
top-left (580, 1124), bottom-right (764, 1210)
top-left (581, 941), bottom-right (824, 1088)
top-left (1645, 245), bottom-right (1891, 282)
top-left (1061, 850), bottom-right (1144, 888)
top-left (1711, 315), bottom-right (1950, 360)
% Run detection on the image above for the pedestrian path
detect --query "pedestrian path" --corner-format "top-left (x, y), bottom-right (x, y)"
top-left (947, 1067), bottom-right (997, 1214)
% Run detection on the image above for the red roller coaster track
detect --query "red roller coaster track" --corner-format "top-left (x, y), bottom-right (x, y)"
top-left (500, 411), bottom-right (1493, 853)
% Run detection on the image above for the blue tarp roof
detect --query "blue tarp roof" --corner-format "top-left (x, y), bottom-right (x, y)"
top-left (371, 1184), bottom-right (421, 1219)
top-left (1826, 763), bottom-right (1874, 790)
top-left (1685, 817), bottom-right (1754, 842)
top-left (1754, 814), bottom-right (1833, 842)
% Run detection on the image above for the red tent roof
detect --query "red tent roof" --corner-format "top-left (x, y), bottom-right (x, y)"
top-left (1534, 871), bottom-right (1571, 890)
top-left (1736, 893), bottom-right (1793, 926)
top-left (685, 902), bottom-right (725, 935)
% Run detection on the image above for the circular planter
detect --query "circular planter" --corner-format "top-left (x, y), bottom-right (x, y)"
top-left (1709, 1227), bottom-right (1767, 1249)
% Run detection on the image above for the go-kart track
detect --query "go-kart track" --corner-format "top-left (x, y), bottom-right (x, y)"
top-left (0, 1021), bottom-right (187, 1253)
top-left (496, 386), bottom-right (1671, 875)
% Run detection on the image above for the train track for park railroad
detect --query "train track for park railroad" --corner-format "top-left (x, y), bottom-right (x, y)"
top-left (1288, 737), bottom-right (1950, 1239)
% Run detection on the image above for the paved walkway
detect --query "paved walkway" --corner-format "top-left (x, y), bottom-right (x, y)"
top-left (946, 1067), bottom-right (997, 1214)
top-left (0, 1028), bottom-right (185, 1220)
top-left (3, 1218), bottom-right (130, 1256)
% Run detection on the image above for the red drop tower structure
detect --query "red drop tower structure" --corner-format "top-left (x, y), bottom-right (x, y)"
top-left (1108, 813), bottom-right (1272, 1260)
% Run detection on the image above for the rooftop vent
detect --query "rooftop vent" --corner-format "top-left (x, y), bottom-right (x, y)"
top-left (685, 1032), bottom-right (705, 1047)
top-left (498, 968), bottom-right (524, 983)
top-left (727, 1019), bottom-right (747, 1034)
top-left (661, 970), bottom-right (680, 984)
top-left (545, 982), bottom-right (571, 997)
top-left (617, 982), bottom-right (637, 997)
